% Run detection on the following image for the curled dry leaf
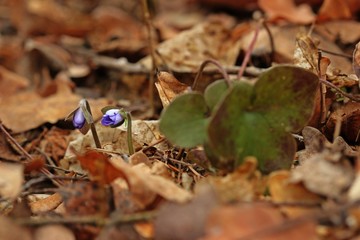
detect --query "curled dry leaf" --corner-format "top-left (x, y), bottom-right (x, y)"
top-left (28, 193), bottom-right (63, 214)
top-left (155, 71), bottom-right (189, 107)
top-left (258, 0), bottom-right (315, 24)
top-left (0, 162), bottom-right (23, 200)
top-left (110, 156), bottom-right (192, 204)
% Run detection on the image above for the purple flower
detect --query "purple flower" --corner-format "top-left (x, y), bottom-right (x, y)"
top-left (73, 108), bottom-right (86, 129)
top-left (101, 109), bottom-right (124, 127)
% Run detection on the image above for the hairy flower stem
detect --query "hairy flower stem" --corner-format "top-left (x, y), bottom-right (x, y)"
top-left (90, 123), bottom-right (101, 149)
top-left (126, 112), bottom-right (135, 155)
top-left (192, 59), bottom-right (231, 90)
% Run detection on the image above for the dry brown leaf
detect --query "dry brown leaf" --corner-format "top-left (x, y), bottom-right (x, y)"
top-left (0, 77), bottom-right (107, 133)
top-left (268, 170), bottom-right (322, 218)
top-left (315, 21), bottom-right (360, 45)
top-left (202, 203), bottom-right (318, 240)
top-left (205, 157), bottom-right (265, 203)
top-left (134, 222), bottom-right (154, 239)
top-left (29, 192), bottom-right (63, 214)
top-left (317, 0), bottom-right (352, 22)
top-left (0, 162), bottom-right (23, 200)
top-left (324, 102), bottom-right (360, 144)
top-left (63, 120), bottom-right (167, 168)
top-left (140, 15), bottom-right (242, 72)
top-left (155, 184), bottom-right (218, 240)
top-left (110, 156), bottom-right (192, 204)
top-left (258, 0), bottom-right (315, 24)
top-left (0, 216), bottom-right (32, 240)
top-left (0, 66), bottom-right (29, 98)
top-left (34, 225), bottom-right (75, 240)
top-left (291, 151), bottom-right (354, 198)
top-left (10, 0), bottom-right (94, 36)
top-left (76, 150), bottom-right (126, 185)
top-left (89, 5), bottom-right (145, 53)
top-left (155, 71), bottom-right (189, 107)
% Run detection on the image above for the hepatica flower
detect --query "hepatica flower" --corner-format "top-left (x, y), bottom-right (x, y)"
top-left (101, 109), bottom-right (125, 127)
top-left (73, 108), bottom-right (86, 129)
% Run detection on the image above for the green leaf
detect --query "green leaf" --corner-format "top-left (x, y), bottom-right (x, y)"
top-left (253, 65), bottom-right (319, 132)
top-left (208, 66), bottom-right (318, 173)
top-left (204, 80), bottom-right (229, 111)
top-left (159, 93), bottom-right (209, 148)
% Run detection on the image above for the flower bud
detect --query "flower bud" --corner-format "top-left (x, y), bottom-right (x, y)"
top-left (73, 108), bottom-right (86, 129)
top-left (101, 109), bottom-right (124, 127)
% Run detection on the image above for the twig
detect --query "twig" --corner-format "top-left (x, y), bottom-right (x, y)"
top-left (318, 51), bottom-right (327, 124)
top-left (15, 211), bottom-right (156, 226)
top-left (141, 0), bottom-right (157, 115)
top-left (238, 21), bottom-right (262, 79)
top-left (319, 79), bottom-right (360, 102)
top-left (192, 59), bottom-right (231, 90)
top-left (262, 21), bottom-right (275, 63)
top-left (0, 122), bottom-right (63, 187)
top-left (318, 48), bottom-right (352, 59)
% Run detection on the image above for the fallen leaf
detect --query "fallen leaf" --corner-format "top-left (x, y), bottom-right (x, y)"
top-left (202, 203), bottom-right (317, 240)
top-left (155, 184), bottom-right (218, 240)
top-left (0, 66), bottom-right (29, 98)
top-left (0, 77), bottom-right (108, 133)
top-left (268, 170), bottom-right (323, 218)
top-left (0, 162), bottom-right (23, 200)
top-left (0, 216), bottom-right (32, 240)
top-left (110, 156), bottom-right (192, 204)
top-left (324, 102), bottom-right (360, 144)
top-left (34, 224), bottom-right (75, 240)
top-left (317, 0), bottom-right (352, 22)
top-left (258, 0), bottom-right (315, 24)
top-left (155, 71), bottom-right (189, 107)
top-left (140, 15), bottom-right (242, 72)
top-left (76, 150), bottom-right (126, 185)
top-left (291, 151), bottom-right (354, 198)
top-left (28, 192), bottom-right (63, 214)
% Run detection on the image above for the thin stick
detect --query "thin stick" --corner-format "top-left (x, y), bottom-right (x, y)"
top-left (238, 21), bottom-right (261, 80)
top-left (318, 51), bottom-right (327, 124)
top-left (15, 211), bottom-right (156, 226)
top-left (262, 21), bottom-right (275, 63)
top-left (0, 122), bottom-right (63, 187)
top-left (141, 0), bottom-right (156, 115)
top-left (319, 79), bottom-right (360, 102)
top-left (192, 59), bottom-right (231, 90)
top-left (318, 48), bottom-right (352, 59)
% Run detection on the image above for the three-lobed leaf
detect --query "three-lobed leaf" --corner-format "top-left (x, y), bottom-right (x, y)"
top-left (208, 65), bottom-right (319, 172)
top-left (159, 93), bottom-right (209, 148)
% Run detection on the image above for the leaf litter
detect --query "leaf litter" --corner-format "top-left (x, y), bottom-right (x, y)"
top-left (2, 0), bottom-right (360, 239)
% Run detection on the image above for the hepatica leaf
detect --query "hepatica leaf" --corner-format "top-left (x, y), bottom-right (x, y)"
top-left (208, 65), bottom-right (319, 173)
top-left (159, 92), bottom-right (209, 148)
top-left (204, 80), bottom-right (229, 111)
